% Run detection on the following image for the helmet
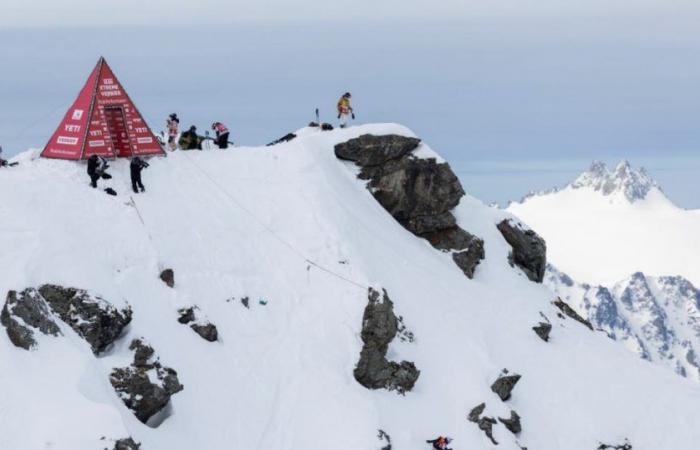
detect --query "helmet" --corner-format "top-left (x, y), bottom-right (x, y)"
top-left (211, 122), bottom-right (218, 130)
top-left (169, 113), bottom-right (178, 119)
top-left (344, 92), bottom-right (351, 98)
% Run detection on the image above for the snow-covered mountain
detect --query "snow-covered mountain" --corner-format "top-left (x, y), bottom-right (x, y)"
top-left (2, 126), bottom-right (700, 450)
top-left (508, 160), bottom-right (700, 286)
top-left (547, 265), bottom-right (700, 381)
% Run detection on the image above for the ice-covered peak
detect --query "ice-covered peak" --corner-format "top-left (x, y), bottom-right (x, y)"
top-left (570, 160), bottom-right (660, 202)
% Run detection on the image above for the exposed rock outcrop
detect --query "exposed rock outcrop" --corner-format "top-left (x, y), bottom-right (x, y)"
top-left (377, 429), bottom-right (392, 450)
top-left (160, 269), bottom-right (175, 288)
top-left (597, 440), bottom-right (632, 450)
top-left (354, 288), bottom-right (419, 394)
top-left (37, 284), bottom-right (132, 354)
top-left (533, 322), bottom-right (552, 342)
top-left (554, 298), bottom-right (594, 331)
top-left (335, 134), bottom-right (484, 279)
top-left (110, 338), bottom-right (184, 425)
top-left (499, 410), bottom-right (522, 434)
top-left (467, 402), bottom-right (499, 445)
top-left (177, 306), bottom-right (219, 342)
top-left (1, 288), bottom-right (61, 350)
top-left (113, 438), bottom-right (141, 450)
top-left (491, 370), bottom-right (521, 401)
top-left (497, 218), bottom-right (546, 283)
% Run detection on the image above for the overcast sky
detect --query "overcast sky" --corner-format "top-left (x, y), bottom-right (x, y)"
top-left (3, 0), bottom-right (700, 27)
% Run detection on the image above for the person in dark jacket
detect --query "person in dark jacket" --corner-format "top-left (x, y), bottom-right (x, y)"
top-left (426, 436), bottom-right (452, 450)
top-left (211, 122), bottom-right (230, 149)
top-left (130, 156), bottom-right (149, 193)
top-left (178, 125), bottom-right (202, 150)
top-left (0, 146), bottom-right (8, 167)
top-left (87, 154), bottom-right (108, 188)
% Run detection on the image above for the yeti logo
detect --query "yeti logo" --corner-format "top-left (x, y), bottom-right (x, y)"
top-left (72, 109), bottom-right (84, 120)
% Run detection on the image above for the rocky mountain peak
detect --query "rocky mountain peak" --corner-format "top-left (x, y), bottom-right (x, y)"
top-left (570, 160), bottom-right (659, 202)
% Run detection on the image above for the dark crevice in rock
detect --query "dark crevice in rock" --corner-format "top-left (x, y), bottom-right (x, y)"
top-left (554, 298), bottom-right (594, 331)
top-left (1, 289), bottom-right (61, 350)
top-left (354, 288), bottom-right (419, 394)
top-left (335, 134), bottom-right (484, 279)
top-left (491, 370), bottom-right (521, 401)
top-left (496, 219), bottom-right (546, 283)
top-left (467, 402), bottom-right (498, 445)
top-left (110, 338), bottom-right (184, 425)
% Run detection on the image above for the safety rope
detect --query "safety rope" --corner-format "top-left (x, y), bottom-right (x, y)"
top-left (178, 151), bottom-right (369, 291)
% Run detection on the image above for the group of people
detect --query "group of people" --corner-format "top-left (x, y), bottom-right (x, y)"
top-left (87, 154), bottom-right (149, 194)
top-left (165, 113), bottom-right (231, 151)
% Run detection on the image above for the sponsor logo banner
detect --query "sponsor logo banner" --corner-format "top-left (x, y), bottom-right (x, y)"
top-left (56, 136), bottom-right (79, 145)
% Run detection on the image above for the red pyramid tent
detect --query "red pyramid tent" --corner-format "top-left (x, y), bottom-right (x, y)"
top-left (42, 57), bottom-right (165, 160)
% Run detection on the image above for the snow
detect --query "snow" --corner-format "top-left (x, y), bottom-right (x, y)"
top-left (508, 162), bottom-right (700, 286)
top-left (2, 124), bottom-right (700, 450)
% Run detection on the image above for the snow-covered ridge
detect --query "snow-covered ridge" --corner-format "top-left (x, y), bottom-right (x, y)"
top-left (2, 124), bottom-right (700, 450)
top-left (546, 265), bottom-right (700, 382)
top-left (570, 160), bottom-right (659, 202)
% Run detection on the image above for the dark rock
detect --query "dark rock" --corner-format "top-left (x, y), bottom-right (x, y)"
top-left (491, 371), bottom-right (521, 401)
top-left (335, 134), bottom-right (421, 166)
top-left (354, 288), bottom-right (420, 394)
top-left (191, 323), bottom-right (218, 342)
top-left (554, 298), bottom-right (594, 331)
top-left (497, 219), bottom-right (547, 283)
top-left (499, 410), bottom-right (522, 434)
top-left (334, 134), bottom-right (484, 278)
top-left (266, 132), bottom-right (297, 146)
top-left (1, 289), bottom-right (61, 350)
top-left (597, 440), bottom-right (632, 450)
top-left (467, 402), bottom-right (498, 445)
top-left (113, 437), bottom-right (141, 450)
top-left (38, 284), bottom-right (132, 354)
top-left (241, 297), bottom-right (250, 308)
top-left (533, 322), bottom-right (552, 342)
top-left (160, 269), bottom-right (175, 288)
top-left (177, 307), bottom-right (195, 324)
top-left (110, 338), bottom-right (184, 425)
top-left (377, 429), bottom-right (392, 450)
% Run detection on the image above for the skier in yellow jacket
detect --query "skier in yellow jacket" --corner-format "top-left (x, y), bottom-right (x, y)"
top-left (337, 92), bottom-right (355, 128)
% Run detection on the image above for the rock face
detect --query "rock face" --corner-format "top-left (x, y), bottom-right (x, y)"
top-left (160, 269), bottom-right (175, 288)
top-left (335, 134), bottom-right (484, 279)
top-left (496, 219), bottom-right (546, 283)
top-left (1, 289), bottom-right (61, 350)
top-left (177, 306), bottom-right (219, 342)
top-left (37, 285), bottom-right (132, 354)
top-left (532, 322), bottom-right (552, 342)
top-left (554, 298), bottom-right (594, 331)
top-left (354, 288), bottom-right (420, 394)
top-left (491, 370), bottom-right (521, 401)
top-left (110, 338), bottom-right (184, 425)
top-left (467, 403), bottom-right (499, 445)
top-left (499, 410), bottom-right (522, 434)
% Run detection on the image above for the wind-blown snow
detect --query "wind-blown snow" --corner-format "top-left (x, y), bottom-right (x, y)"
top-left (2, 125), bottom-right (700, 450)
top-left (508, 161), bottom-right (700, 286)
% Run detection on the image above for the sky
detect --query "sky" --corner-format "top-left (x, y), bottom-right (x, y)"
top-left (1, 1), bottom-right (698, 207)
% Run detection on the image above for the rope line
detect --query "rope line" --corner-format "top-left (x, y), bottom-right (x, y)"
top-left (179, 151), bottom-right (369, 291)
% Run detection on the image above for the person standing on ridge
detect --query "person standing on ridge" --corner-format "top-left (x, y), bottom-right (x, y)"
top-left (211, 122), bottom-right (230, 149)
top-left (130, 156), bottom-right (149, 193)
top-left (179, 125), bottom-right (202, 150)
top-left (336, 92), bottom-right (355, 128)
top-left (426, 436), bottom-right (452, 450)
top-left (0, 146), bottom-right (8, 167)
top-left (166, 113), bottom-right (180, 151)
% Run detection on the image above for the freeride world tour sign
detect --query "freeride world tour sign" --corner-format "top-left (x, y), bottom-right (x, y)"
top-left (41, 57), bottom-right (165, 160)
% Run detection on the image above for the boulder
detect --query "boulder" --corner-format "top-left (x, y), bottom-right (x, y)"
top-left (110, 338), bottom-right (183, 425)
top-left (532, 322), bottom-right (552, 342)
top-left (38, 285), bottom-right (132, 354)
top-left (491, 370), bottom-right (521, 401)
top-left (113, 438), bottom-right (141, 450)
top-left (160, 269), bottom-right (175, 288)
top-left (554, 298), bottom-right (594, 331)
top-left (335, 134), bottom-right (421, 166)
top-left (1, 289), bottom-right (61, 350)
top-left (597, 441), bottom-right (632, 450)
top-left (377, 429), bottom-right (392, 450)
top-left (467, 402), bottom-right (498, 445)
top-left (334, 134), bottom-right (484, 279)
top-left (177, 306), bottom-right (219, 342)
top-left (496, 219), bottom-right (546, 283)
top-left (354, 288), bottom-right (419, 394)
top-left (499, 410), bottom-right (522, 434)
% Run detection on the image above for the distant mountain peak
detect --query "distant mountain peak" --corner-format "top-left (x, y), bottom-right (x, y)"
top-left (570, 160), bottom-right (659, 202)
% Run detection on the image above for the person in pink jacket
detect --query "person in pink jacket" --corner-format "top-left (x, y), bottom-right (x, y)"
top-left (211, 122), bottom-right (230, 149)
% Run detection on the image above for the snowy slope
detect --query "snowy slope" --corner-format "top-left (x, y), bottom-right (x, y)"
top-left (546, 265), bottom-right (700, 381)
top-left (508, 161), bottom-right (700, 286)
top-left (2, 126), bottom-right (700, 450)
